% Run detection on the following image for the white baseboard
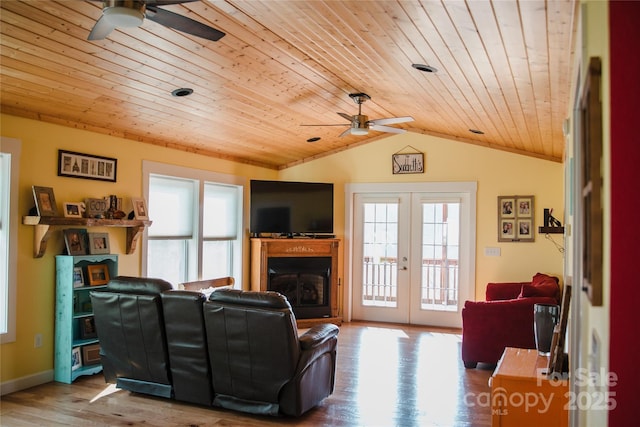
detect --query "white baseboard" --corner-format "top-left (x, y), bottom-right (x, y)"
top-left (1, 369), bottom-right (54, 396)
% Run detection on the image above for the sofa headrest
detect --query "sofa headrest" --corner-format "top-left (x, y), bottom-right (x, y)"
top-left (208, 289), bottom-right (291, 309)
top-left (106, 276), bottom-right (173, 295)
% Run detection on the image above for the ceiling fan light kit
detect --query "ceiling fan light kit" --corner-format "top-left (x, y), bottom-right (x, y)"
top-left (103, 5), bottom-right (145, 28)
top-left (302, 92), bottom-right (414, 138)
top-left (88, 0), bottom-right (225, 41)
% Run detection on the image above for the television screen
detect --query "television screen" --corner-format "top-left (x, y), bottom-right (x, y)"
top-left (250, 180), bottom-right (334, 235)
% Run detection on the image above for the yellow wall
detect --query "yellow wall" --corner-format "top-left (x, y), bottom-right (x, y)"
top-left (0, 114), bottom-right (276, 385)
top-left (1, 112), bottom-right (564, 387)
top-left (281, 131), bottom-right (565, 300)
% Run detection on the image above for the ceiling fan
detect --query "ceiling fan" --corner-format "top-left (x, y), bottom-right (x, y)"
top-left (302, 93), bottom-right (414, 137)
top-left (88, 0), bottom-right (225, 41)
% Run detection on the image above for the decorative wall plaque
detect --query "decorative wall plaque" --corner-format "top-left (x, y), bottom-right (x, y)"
top-left (392, 152), bottom-right (424, 174)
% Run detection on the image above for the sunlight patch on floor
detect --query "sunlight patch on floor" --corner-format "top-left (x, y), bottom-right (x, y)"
top-left (90, 383), bottom-right (120, 403)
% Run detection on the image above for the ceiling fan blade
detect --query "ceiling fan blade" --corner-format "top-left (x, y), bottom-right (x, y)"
top-left (369, 124), bottom-right (407, 134)
top-left (301, 124), bottom-right (350, 127)
top-left (369, 116), bottom-right (414, 126)
top-left (337, 112), bottom-right (353, 122)
top-left (145, 6), bottom-right (226, 41)
top-left (147, 0), bottom-right (199, 5)
top-left (88, 15), bottom-right (117, 40)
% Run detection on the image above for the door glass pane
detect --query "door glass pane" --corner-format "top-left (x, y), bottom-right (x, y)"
top-left (362, 203), bottom-right (398, 307)
top-left (421, 202), bottom-right (460, 312)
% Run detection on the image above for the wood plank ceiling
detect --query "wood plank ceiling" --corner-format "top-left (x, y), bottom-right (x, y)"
top-left (0, 0), bottom-right (578, 170)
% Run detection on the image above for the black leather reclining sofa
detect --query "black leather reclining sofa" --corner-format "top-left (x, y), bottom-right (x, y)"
top-left (90, 276), bottom-right (339, 417)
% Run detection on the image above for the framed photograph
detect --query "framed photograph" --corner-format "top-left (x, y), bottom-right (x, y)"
top-left (32, 186), bottom-right (58, 217)
top-left (499, 197), bottom-right (515, 218)
top-left (71, 347), bottom-right (82, 371)
top-left (517, 219), bottom-right (532, 239)
top-left (63, 202), bottom-right (84, 218)
top-left (87, 264), bottom-right (110, 286)
top-left (79, 316), bottom-right (97, 340)
top-left (82, 344), bottom-right (101, 366)
top-left (73, 267), bottom-right (85, 288)
top-left (131, 197), bottom-right (149, 220)
top-left (63, 229), bottom-right (88, 256)
top-left (517, 197), bottom-right (533, 218)
top-left (498, 195), bottom-right (535, 242)
top-left (88, 233), bottom-right (110, 255)
top-left (500, 219), bottom-right (515, 239)
top-left (58, 149), bottom-right (117, 182)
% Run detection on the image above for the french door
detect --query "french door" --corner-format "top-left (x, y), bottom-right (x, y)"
top-left (347, 182), bottom-right (476, 327)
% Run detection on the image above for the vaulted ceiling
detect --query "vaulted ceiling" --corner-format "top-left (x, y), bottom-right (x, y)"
top-left (0, 0), bottom-right (578, 169)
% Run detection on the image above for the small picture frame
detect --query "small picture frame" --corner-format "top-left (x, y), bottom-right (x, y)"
top-left (73, 267), bottom-right (85, 288)
top-left (71, 347), bottom-right (82, 371)
top-left (63, 202), bottom-right (85, 218)
top-left (79, 316), bottom-right (97, 340)
top-left (498, 195), bottom-right (535, 242)
top-left (87, 264), bottom-right (110, 286)
top-left (63, 229), bottom-right (88, 256)
top-left (88, 232), bottom-right (110, 255)
top-left (131, 197), bottom-right (149, 220)
top-left (82, 344), bottom-right (101, 366)
top-left (32, 186), bottom-right (58, 217)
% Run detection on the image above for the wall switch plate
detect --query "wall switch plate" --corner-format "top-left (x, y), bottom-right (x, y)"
top-left (484, 247), bottom-right (501, 257)
top-left (34, 333), bottom-right (42, 348)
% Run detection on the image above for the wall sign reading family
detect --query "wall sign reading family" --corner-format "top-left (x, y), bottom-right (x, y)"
top-left (498, 195), bottom-right (535, 242)
top-left (58, 150), bottom-right (117, 182)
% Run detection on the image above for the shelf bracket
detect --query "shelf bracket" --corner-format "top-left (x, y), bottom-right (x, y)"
top-left (126, 225), bottom-right (145, 254)
top-left (33, 224), bottom-right (52, 258)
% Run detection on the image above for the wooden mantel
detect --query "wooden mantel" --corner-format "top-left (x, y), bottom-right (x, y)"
top-left (22, 216), bottom-right (152, 258)
top-left (250, 238), bottom-right (341, 328)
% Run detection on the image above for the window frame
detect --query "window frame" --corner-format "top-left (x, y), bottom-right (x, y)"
top-left (141, 161), bottom-right (245, 287)
top-left (1, 137), bottom-right (21, 343)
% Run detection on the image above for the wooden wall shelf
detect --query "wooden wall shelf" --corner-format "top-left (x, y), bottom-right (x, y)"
top-left (22, 216), bottom-right (152, 258)
top-left (538, 226), bottom-right (565, 234)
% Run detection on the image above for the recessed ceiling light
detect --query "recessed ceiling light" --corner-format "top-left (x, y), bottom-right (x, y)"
top-left (469, 129), bottom-right (485, 135)
top-left (412, 63), bottom-right (438, 73)
top-left (171, 88), bottom-right (193, 97)
top-left (307, 137), bottom-right (321, 143)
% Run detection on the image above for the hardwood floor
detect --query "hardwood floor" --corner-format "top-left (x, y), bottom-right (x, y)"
top-left (1, 322), bottom-right (493, 426)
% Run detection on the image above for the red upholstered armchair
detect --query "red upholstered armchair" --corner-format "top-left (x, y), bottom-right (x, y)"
top-left (461, 273), bottom-right (561, 368)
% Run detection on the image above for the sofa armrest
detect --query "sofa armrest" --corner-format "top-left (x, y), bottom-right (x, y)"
top-left (299, 324), bottom-right (339, 350)
top-left (461, 296), bottom-right (559, 365)
top-left (485, 282), bottom-right (528, 301)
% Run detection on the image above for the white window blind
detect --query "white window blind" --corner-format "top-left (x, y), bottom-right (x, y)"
top-left (148, 175), bottom-right (195, 238)
top-left (203, 183), bottom-right (238, 239)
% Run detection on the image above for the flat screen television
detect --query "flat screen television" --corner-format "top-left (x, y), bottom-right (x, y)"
top-left (250, 180), bottom-right (334, 235)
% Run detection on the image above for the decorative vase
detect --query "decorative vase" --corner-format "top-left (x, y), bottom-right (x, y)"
top-left (534, 303), bottom-right (560, 355)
